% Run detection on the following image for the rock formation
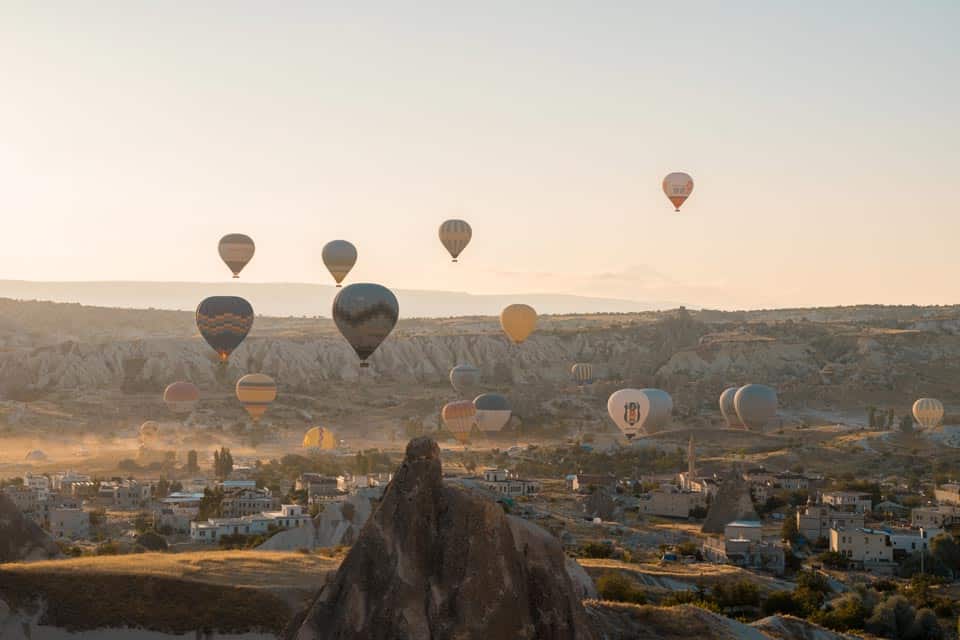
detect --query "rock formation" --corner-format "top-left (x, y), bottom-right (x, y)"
top-left (0, 493), bottom-right (60, 562)
top-left (291, 437), bottom-right (596, 640)
top-left (258, 490), bottom-right (377, 551)
top-left (701, 467), bottom-right (759, 534)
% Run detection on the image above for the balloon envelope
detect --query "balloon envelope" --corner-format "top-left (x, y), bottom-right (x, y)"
top-left (662, 172), bottom-right (694, 211)
top-left (442, 401), bottom-right (476, 443)
top-left (164, 381), bottom-right (200, 415)
top-left (322, 240), bottom-right (358, 287)
top-left (218, 234), bottom-right (255, 278)
top-left (734, 384), bottom-right (777, 431)
top-left (236, 373), bottom-right (277, 422)
top-left (912, 398), bottom-right (944, 430)
top-left (139, 421), bottom-right (160, 438)
top-left (196, 296), bottom-right (254, 362)
top-left (303, 426), bottom-right (337, 450)
top-left (607, 389), bottom-right (650, 439)
top-left (500, 304), bottom-right (537, 344)
top-left (449, 364), bottom-right (481, 394)
top-left (571, 363), bottom-right (594, 386)
top-left (719, 387), bottom-right (743, 428)
top-left (473, 393), bottom-right (511, 432)
top-left (438, 219), bottom-right (472, 261)
top-left (332, 283), bottom-right (399, 367)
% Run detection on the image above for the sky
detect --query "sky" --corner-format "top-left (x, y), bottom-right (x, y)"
top-left (1, 1), bottom-right (958, 310)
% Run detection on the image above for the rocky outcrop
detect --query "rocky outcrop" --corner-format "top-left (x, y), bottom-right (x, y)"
top-left (291, 437), bottom-right (596, 640)
top-left (701, 467), bottom-right (759, 534)
top-left (584, 602), bottom-right (769, 639)
top-left (258, 491), bottom-right (376, 551)
top-left (0, 493), bottom-right (60, 563)
top-left (751, 615), bottom-right (864, 639)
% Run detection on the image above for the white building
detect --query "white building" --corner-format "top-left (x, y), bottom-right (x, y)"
top-left (49, 507), bottom-right (91, 540)
top-left (830, 527), bottom-right (894, 568)
top-left (636, 484), bottom-right (706, 518)
top-left (911, 505), bottom-right (960, 528)
top-left (479, 469), bottom-right (540, 497)
top-left (221, 487), bottom-right (279, 517)
top-left (23, 473), bottom-right (51, 496)
top-left (702, 520), bottom-right (785, 575)
top-left (190, 504), bottom-right (309, 543)
top-left (796, 504), bottom-right (865, 543)
top-left (51, 471), bottom-right (92, 492)
top-left (774, 472), bottom-right (810, 491)
top-left (821, 491), bottom-right (872, 513)
top-left (887, 528), bottom-right (940, 556)
top-left (220, 479), bottom-right (258, 491)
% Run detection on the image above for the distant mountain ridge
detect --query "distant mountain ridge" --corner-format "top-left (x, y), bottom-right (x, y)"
top-left (0, 280), bottom-right (680, 318)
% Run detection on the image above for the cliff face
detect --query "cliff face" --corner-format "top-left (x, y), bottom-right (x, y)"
top-left (292, 437), bottom-right (596, 640)
top-left (0, 493), bottom-right (60, 563)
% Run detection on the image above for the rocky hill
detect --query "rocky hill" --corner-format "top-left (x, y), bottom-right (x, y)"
top-left (0, 493), bottom-right (60, 563)
top-left (290, 436), bottom-right (596, 639)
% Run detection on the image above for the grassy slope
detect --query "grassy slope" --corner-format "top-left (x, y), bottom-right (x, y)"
top-left (0, 550), bottom-right (343, 635)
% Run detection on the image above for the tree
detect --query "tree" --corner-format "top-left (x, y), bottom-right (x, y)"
top-left (781, 512), bottom-right (799, 543)
top-left (930, 533), bottom-right (960, 577)
top-left (136, 531), bottom-right (168, 551)
top-left (214, 447), bottom-right (234, 479)
top-left (597, 572), bottom-right (646, 604)
top-left (186, 450), bottom-right (199, 473)
top-left (899, 415), bottom-right (914, 433)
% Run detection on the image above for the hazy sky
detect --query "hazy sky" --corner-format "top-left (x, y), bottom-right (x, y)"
top-left (2, 2), bottom-right (958, 310)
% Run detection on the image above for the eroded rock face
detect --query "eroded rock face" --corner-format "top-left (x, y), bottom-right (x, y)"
top-left (0, 493), bottom-right (60, 563)
top-left (292, 437), bottom-right (596, 640)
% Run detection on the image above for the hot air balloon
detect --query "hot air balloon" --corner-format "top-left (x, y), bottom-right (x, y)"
top-left (500, 304), bottom-right (537, 344)
top-left (303, 426), bottom-right (337, 451)
top-left (139, 421), bottom-right (160, 439)
top-left (438, 219), bottom-right (472, 262)
top-left (164, 381), bottom-right (200, 415)
top-left (332, 283), bottom-right (399, 368)
top-left (449, 364), bottom-right (481, 394)
top-left (607, 389), bottom-right (649, 440)
top-left (474, 393), bottom-right (511, 432)
top-left (218, 234), bottom-right (255, 278)
top-left (662, 172), bottom-right (694, 211)
top-left (912, 398), bottom-right (944, 430)
top-left (734, 384), bottom-right (777, 431)
top-left (196, 296), bottom-right (254, 363)
top-left (442, 400), bottom-right (476, 444)
top-left (641, 389), bottom-right (673, 433)
top-left (322, 240), bottom-right (358, 288)
top-left (571, 363), bottom-right (594, 387)
top-left (236, 373), bottom-right (277, 422)
top-left (719, 387), bottom-right (744, 428)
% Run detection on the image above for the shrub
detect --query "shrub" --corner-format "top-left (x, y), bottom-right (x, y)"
top-left (817, 551), bottom-right (849, 569)
top-left (135, 531), bottom-right (168, 552)
top-left (812, 593), bottom-right (868, 632)
top-left (580, 541), bottom-right (614, 559)
top-left (763, 591), bottom-right (803, 617)
top-left (596, 572), bottom-right (646, 604)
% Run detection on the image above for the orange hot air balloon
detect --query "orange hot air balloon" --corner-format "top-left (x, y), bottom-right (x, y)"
top-left (500, 304), bottom-right (537, 344)
top-left (163, 381), bottom-right (200, 415)
top-left (662, 172), bottom-right (694, 211)
top-left (442, 401), bottom-right (476, 444)
top-left (235, 373), bottom-right (277, 422)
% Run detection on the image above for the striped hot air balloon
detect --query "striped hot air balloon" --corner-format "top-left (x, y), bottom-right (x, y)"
top-left (332, 283), bottom-right (399, 368)
top-left (474, 393), bottom-right (511, 432)
top-left (322, 240), bottom-right (358, 287)
top-left (303, 426), bottom-right (337, 451)
top-left (164, 381), bottom-right (200, 415)
top-left (571, 363), bottom-right (594, 387)
top-left (912, 398), bottom-right (944, 430)
top-left (236, 373), bottom-right (277, 422)
top-left (442, 401), bottom-right (476, 444)
top-left (662, 172), bottom-right (694, 212)
top-left (438, 219), bottom-right (472, 262)
top-left (218, 234), bottom-right (255, 278)
top-left (196, 296), bottom-right (254, 363)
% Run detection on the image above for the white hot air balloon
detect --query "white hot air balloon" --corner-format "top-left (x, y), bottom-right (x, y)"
top-left (607, 389), bottom-right (650, 440)
top-left (662, 172), bottom-right (694, 211)
top-left (734, 384), bottom-right (778, 431)
top-left (719, 387), bottom-right (744, 428)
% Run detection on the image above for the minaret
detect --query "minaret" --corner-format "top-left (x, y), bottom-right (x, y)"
top-left (687, 435), bottom-right (696, 481)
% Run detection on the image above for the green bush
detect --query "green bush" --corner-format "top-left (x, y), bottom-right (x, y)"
top-left (580, 541), bottom-right (614, 559)
top-left (596, 572), bottom-right (646, 604)
top-left (762, 591), bottom-right (803, 617)
top-left (135, 531), bottom-right (168, 552)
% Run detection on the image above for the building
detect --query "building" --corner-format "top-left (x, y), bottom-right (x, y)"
top-left (51, 471), bottom-right (92, 492)
top-left (821, 491), bottom-right (872, 514)
top-left (96, 480), bottom-right (151, 509)
top-left (297, 473), bottom-right (342, 500)
top-left (934, 483), bottom-right (960, 506)
top-left (571, 473), bottom-right (618, 494)
top-left (478, 469), bottom-right (540, 497)
top-left (3, 485), bottom-right (40, 513)
top-left (887, 528), bottom-right (940, 559)
top-left (637, 484), bottom-right (706, 518)
top-left (774, 472), bottom-right (810, 491)
top-left (702, 520), bottom-right (785, 575)
top-left (154, 492), bottom-right (204, 533)
top-left (49, 507), bottom-right (91, 540)
top-left (830, 527), bottom-right (894, 569)
top-left (190, 504), bottom-right (309, 543)
top-left (23, 473), bottom-right (51, 496)
top-left (219, 479), bottom-right (258, 491)
top-left (911, 505), bottom-right (960, 529)
top-left (221, 487), bottom-right (279, 518)
top-left (796, 504), bottom-right (865, 543)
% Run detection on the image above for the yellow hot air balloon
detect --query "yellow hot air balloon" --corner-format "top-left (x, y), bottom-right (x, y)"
top-left (438, 219), bottom-right (472, 262)
top-left (662, 172), bottom-right (694, 212)
top-left (500, 304), bottom-right (537, 345)
top-left (442, 401), bottom-right (476, 444)
top-left (303, 426), bottom-right (337, 451)
top-left (235, 373), bottom-right (277, 422)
